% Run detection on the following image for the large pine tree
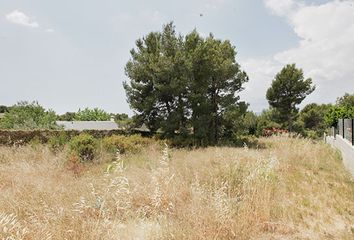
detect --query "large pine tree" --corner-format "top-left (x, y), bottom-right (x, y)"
top-left (266, 64), bottom-right (315, 131)
top-left (124, 23), bottom-right (248, 145)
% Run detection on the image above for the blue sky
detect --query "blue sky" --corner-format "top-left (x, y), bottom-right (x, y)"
top-left (1, 0), bottom-right (353, 114)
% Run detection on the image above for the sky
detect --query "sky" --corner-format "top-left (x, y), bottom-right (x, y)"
top-left (0, 0), bottom-right (353, 114)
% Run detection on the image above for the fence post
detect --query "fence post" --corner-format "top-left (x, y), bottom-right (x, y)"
top-left (352, 119), bottom-right (354, 146)
top-left (342, 119), bottom-right (345, 138)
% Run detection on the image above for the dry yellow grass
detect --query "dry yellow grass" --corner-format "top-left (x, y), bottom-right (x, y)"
top-left (0, 136), bottom-right (353, 239)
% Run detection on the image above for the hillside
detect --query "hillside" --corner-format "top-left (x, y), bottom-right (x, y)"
top-left (0, 136), bottom-right (353, 239)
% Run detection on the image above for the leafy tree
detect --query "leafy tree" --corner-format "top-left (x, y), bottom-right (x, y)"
top-left (266, 64), bottom-right (315, 131)
top-left (299, 103), bottom-right (332, 137)
top-left (58, 112), bottom-right (76, 121)
top-left (74, 108), bottom-right (111, 121)
top-left (222, 102), bottom-right (251, 140)
top-left (0, 101), bottom-right (58, 130)
top-left (0, 105), bottom-right (9, 113)
top-left (124, 23), bottom-right (248, 145)
top-left (114, 113), bottom-right (129, 122)
top-left (323, 93), bottom-right (354, 127)
top-left (336, 93), bottom-right (354, 108)
top-left (324, 106), bottom-right (354, 127)
top-left (243, 111), bottom-right (259, 135)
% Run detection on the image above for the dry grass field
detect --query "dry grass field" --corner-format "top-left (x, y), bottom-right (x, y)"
top-left (0, 136), bottom-right (353, 240)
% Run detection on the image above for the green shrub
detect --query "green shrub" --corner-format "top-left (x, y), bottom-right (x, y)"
top-left (29, 136), bottom-right (42, 149)
top-left (125, 134), bottom-right (151, 146)
top-left (304, 130), bottom-right (319, 140)
top-left (102, 134), bottom-right (151, 154)
top-left (48, 132), bottom-right (69, 152)
top-left (69, 133), bottom-right (97, 162)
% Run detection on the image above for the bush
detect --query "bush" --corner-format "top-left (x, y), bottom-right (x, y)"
top-left (69, 133), bottom-right (97, 162)
top-left (29, 136), bottom-right (42, 149)
top-left (304, 130), bottom-right (318, 140)
top-left (48, 132), bottom-right (69, 152)
top-left (102, 134), bottom-right (151, 154)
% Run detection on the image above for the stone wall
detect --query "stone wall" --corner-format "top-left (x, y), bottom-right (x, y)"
top-left (0, 129), bottom-right (151, 146)
top-left (325, 135), bottom-right (354, 176)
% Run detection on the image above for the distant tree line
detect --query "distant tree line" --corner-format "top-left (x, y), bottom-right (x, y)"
top-left (57, 108), bottom-right (132, 128)
top-left (0, 103), bottom-right (132, 130)
top-left (1, 23), bottom-right (353, 146)
top-left (0, 101), bottom-right (58, 130)
top-left (58, 108), bottom-right (111, 121)
top-left (123, 23), bottom-right (324, 145)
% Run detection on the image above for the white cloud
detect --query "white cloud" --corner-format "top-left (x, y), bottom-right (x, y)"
top-left (46, 28), bottom-right (55, 33)
top-left (264, 0), bottom-right (298, 16)
top-left (241, 0), bottom-right (354, 112)
top-left (239, 58), bottom-right (282, 111)
top-left (5, 10), bottom-right (39, 28)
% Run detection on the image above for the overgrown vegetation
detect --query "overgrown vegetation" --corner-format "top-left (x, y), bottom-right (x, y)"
top-left (298, 103), bottom-right (332, 138)
top-left (102, 134), bottom-right (153, 153)
top-left (48, 132), bottom-right (69, 152)
top-left (69, 133), bottom-right (98, 162)
top-left (0, 19), bottom-right (352, 240)
top-left (0, 101), bottom-right (58, 130)
top-left (0, 136), bottom-right (353, 239)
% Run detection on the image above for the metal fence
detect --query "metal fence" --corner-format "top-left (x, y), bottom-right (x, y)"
top-left (335, 119), bottom-right (354, 146)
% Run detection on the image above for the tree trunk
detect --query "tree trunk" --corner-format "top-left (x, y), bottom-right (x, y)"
top-left (210, 77), bottom-right (219, 145)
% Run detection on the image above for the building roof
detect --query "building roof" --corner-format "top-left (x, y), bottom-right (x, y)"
top-left (56, 121), bottom-right (119, 131)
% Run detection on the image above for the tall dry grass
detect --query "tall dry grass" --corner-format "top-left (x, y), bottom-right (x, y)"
top-left (0, 136), bottom-right (353, 239)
